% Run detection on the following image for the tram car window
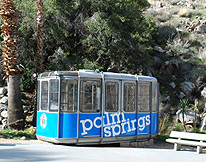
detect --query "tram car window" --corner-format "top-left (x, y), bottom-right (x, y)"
top-left (61, 80), bottom-right (78, 112)
top-left (50, 79), bottom-right (59, 111)
top-left (152, 83), bottom-right (158, 112)
top-left (124, 83), bottom-right (135, 112)
top-left (80, 80), bottom-right (101, 112)
top-left (41, 81), bottom-right (48, 111)
top-left (105, 82), bottom-right (119, 112)
top-left (138, 82), bottom-right (151, 112)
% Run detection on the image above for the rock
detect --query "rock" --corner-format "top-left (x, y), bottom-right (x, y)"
top-left (179, 92), bottom-right (185, 99)
top-left (180, 81), bottom-right (196, 95)
top-left (2, 119), bottom-right (7, 129)
top-left (195, 24), bottom-right (206, 33)
top-left (159, 60), bottom-right (179, 76)
top-left (0, 104), bottom-right (8, 110)
top-left (0, 87), bottom-right (7, 96)
top-left (0, 96), bottom-right (8, 104)
top-left (165, 50), bottom-right (174, 58)
top-left (176, 109), bottom-right (200, 125)
top-left (154, 46), bottom-right (165, 53)
top-left (20, 136), bottom-right (26, 140)
top-left (158, 25), bottom-right (177, 38)
top-left (1, 110), bottom-right (8, 118)
top-left (186, 1), bottom-right (195, 9)
top-left (156, 2), bottom-right (163, 8)
top-left (201, 87), bottom-right (206, 98)
top-left (200, 114), bottom-right (206, 131)
top-left (169, 82), bottom-right (176, 89)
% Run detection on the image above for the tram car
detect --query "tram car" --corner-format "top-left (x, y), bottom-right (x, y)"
top-left (36, 70), bottom-right (159, 144)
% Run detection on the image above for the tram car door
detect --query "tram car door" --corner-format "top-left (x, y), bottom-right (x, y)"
top-left (137, 81), bottom-right (159, 136)
top-left (78, 79), bottom-right (102, 139)
top-left (103, 79), bottom-right (137, 138)
top-left (37, 78), bottom-right (60, 138)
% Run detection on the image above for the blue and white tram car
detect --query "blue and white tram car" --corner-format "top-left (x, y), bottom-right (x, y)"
top-left (36, 70), bottom-right (159, 144)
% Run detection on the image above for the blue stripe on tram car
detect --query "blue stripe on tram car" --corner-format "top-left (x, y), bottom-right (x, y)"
top-left (152, 113), bottom-right (158, 134)
top-left (79, 114), bottom-right (101, 138)
top-left (103, 113), bottom-right (137, 137)
top-left (59, 113), bottom-right (78, 138)
top-left (36, 112), bottom-right (59, 138)
top-left (138, 113), bottom-right (151, 135)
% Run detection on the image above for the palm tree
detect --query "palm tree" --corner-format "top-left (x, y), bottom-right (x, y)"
top-left (179, 99), bottom-right (190, 132)
top-left (37, 0), bottom-right (44, 73)
top-left (0, 0), bottom-right (24, 129)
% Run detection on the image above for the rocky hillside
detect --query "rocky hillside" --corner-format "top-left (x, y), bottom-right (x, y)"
top-left (147, 0), bottom-right (206, 132)
top-left (1, 0), bottom-right (206, 133)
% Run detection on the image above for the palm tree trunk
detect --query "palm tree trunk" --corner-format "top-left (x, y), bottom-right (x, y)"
top-left (37, 0), bottom-right (44, 73)
top-left (0, 0), bottom-right (24, 129)
top-left (7, 75), bottom-right (24, 129)
top-left (32, 0), bottom-right (44, 126)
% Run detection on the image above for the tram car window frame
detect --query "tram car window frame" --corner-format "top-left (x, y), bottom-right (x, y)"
top-left (80, 80), bottom-right (102, 113)
top-left (60, 79), bottom-right (78, 113)
top-left (105, 81), bottom-right (119, 112)
top-left (152, 83), bottom-right (158, 112)
top-left (40, 80), bottom-right (49, 111)
top-left (138, 82), bottom-right (151, 112)
top-left (49, 79), bottom-right (59, 112)
top-left (123, 82), bottom-right (136, 112)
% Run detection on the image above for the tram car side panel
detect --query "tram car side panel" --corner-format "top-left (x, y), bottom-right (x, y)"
top-left (37, 112), bottom-right (59, 138)
top-left (59, 113), bottom-right (78, 138)
top-left (152, 112), bottom-right (158, 134)
top-left (79, 113), bottom-right (101, 138)
top-left (103, 112), bottom-right (137, 137)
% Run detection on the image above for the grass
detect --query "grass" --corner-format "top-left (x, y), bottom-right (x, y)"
top-left (155, 134), bottom-right (170, 143)
top-left (0, 127), bottom-right (36, 140)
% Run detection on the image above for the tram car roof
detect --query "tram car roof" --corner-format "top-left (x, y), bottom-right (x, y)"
top-left (38, 70), bottom-right (157, 82)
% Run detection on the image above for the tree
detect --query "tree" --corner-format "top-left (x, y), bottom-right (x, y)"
top-left (179, 99), bottom-right (189, 132)
top-left (83, 0), bottom-right (156, 73)
top-left (37, 0), bottom-right (44, 74)
top-left (0, 0), bottom-right (24, 129)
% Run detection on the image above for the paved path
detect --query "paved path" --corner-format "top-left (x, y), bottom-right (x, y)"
top-left (0, 144), bottom-right (205, 162)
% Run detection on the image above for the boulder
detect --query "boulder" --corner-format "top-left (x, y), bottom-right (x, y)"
top-left (169, 82), bottom-right (176, 89)
top-left (200, 114), bottom-right (206, 131)
top-left (195, 24), bottom-right (206, 33)
top-left (0, 104), bottom-right (8, 110)
top-left (165, 50), bottom-right (175, 58)
top-left (201, 87), bottom-right (206, 98)
top-left (186, 1), bottom-right (195, 9)
top-left (0, 87), bottom-right (7, 96)
top-left (176, 109), bottom-right (200, 125)
top-left (2, 118), bottom-right (7, 129)
top-left (154, 46), bottom-right (165, 53)
top-left (159, 60), bottom-right (179, 76)
top-left (0, 96), bottom-right (8, 104)
top-left (179, 92), bottom-right (186, 99)
top-left (1, 110), bottom-right (8, 118)
top-left (180, 81), bottom-right (196, 95)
